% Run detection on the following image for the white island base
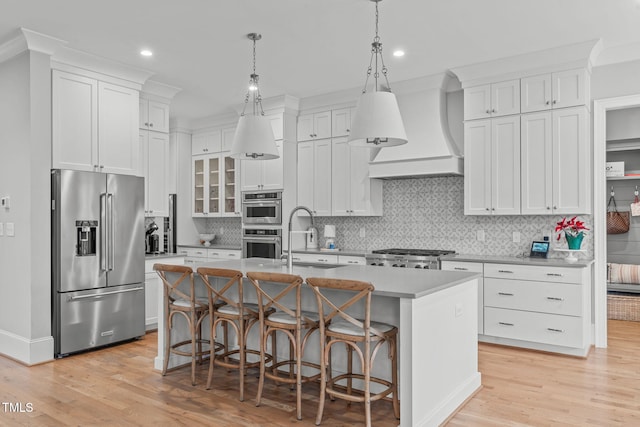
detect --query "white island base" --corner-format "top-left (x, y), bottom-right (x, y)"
top-left (153, 258), bottom-right (481, 427)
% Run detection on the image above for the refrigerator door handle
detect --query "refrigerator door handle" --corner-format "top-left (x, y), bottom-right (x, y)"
top-left (107, 193), bottom-right (115, 271)
top-left (67, 286), bottom-right (144, 301)
top-left (100, 193), bottom-right (107, 272)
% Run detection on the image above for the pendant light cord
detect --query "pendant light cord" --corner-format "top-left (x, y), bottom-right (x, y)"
top-left (361, 0), bottom-right (392, 94)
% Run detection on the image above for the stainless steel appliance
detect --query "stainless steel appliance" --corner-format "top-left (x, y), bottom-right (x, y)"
top-left (146, 221), bottom-right (159, 254)
top-left (242, 191), bottom-right (282, 225)
top-left (365, 248), bottom-right (455, 269)
top-left (242, 228), bottom-right (282, 259)
top-left (164, 194), bottom-right (177, 254)
top-left (51, 169), bottom-right (145, 357)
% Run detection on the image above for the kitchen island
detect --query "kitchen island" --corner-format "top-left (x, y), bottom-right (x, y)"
top-left (154, 258), bottom-right (481, 427)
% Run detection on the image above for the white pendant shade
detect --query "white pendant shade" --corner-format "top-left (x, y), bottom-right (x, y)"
top-left (230, 114), bottom-right (279, 160)
top-left (348, 91), bottom-right (408, 147)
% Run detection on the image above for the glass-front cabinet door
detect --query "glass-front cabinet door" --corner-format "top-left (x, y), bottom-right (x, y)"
top-left (223, 155), bottom-right (239, 216)
top-left (193, 157), bottom-right (205, 215)
top-left (208, 156), bottom-right (220, 214)
top-left (192, 153), bottom-right (239, 217)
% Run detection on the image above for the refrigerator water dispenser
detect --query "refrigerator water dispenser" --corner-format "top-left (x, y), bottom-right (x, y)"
top-left (76, 220), bottom-right (97, 256)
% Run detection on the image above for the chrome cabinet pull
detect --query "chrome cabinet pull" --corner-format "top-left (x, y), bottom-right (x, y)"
top-left (546, 273), bottom-right (563, 277)
top-left (547, 328), bottom-right (564, 333)
top-left (546, 296), bottom-right (564, 301)
top-left (498, 322), bottom-right (514, 327)
top-left (498, 292), bottom-right (514, 296)
top-left (454, 267), bottom-right (468, 271)
top-left (498, 270), bottom-right (514, 274)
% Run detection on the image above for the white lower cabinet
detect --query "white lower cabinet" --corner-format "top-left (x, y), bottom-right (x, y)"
top-left (337, 255), bottom-right (366, 265)
top-left (177, 246), bottom-right (241, 265)
top-left (144, 256), bottom-right (185, 331)
top-left (290, 253), bottom-right (338, 264)
top-left (441, 261), bottom-right (484, 334)
top-left (481, 262), bottom-right (590, 356)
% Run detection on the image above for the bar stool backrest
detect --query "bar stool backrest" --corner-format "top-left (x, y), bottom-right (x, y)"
top-left (305, 277), bottom-right (384, 339)
top-left (154, 264), bottom-right (196, 307)
top-left (246, 272), bottom-right (307, 323)
top-left (196, 267), bottom-right (247, 314)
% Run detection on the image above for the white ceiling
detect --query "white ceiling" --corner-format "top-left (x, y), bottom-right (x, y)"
top-left (3, 0), bottom-right (640, 123)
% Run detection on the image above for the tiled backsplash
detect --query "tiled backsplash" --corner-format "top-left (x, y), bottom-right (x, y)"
top-left (201, 176), bottom-right (593, 259)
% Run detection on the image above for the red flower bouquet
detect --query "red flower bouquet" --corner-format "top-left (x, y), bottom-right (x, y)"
top-left (555, 216), bottom-right (589, 241)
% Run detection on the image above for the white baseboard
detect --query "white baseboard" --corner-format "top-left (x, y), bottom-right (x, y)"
top-left (0, 329), bottom-right (54, 365)
top-left (415, 372), bottom-right (482, 427)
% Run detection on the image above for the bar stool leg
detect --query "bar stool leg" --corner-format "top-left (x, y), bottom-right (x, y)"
top-left (190, 310), bottom-right (197, 386)
top-left (390, 335), bottom-right (400, 419)
top-left (346, 343), bottom-right (353, 403)
top-left (163, 312), bottom-right (172, 376)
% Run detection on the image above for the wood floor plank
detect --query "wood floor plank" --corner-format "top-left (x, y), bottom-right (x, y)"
top-left (2, 320), bottom-right (640, 425)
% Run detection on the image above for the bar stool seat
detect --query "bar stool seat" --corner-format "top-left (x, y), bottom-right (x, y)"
top-left (268, 310), bottom-right (320, 324)
top-left (327, 319), bottom-right (395, 336)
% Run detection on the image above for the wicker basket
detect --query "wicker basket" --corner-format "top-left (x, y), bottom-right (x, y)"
top-left (608, 294), bottom-right (640, 321)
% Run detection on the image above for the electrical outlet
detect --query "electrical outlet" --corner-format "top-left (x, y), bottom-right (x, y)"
top-left (359, 227), bottom-right (366, 238)
top-left (476, 230), bottom-right (485, 242)
top-left (6, 222), bottom-right (14, 237)
top-left (219, 227), bottom-right (224, 235)
top-left (455, 303), bottom-right (463, 317)
top-left (0, 222), bottom-right (3, 236)
top-left (512, 231), bottom-right (520, 243)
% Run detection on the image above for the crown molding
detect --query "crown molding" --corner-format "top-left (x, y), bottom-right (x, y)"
top-left (141, 80), bottom-right (182, 102)
top-left (0, 28), bottom-right (67, 64)
top-left (451, 39), bottom-right (601, 88)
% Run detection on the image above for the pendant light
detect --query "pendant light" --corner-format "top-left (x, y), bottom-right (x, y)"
top-left (230, 33), bottom-right (279, 160)
top-left (348, 0), bottom-right (407, 147)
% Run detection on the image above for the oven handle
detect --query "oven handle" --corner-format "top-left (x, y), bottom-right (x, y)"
top-left (243, 237), bottom-right (281, 243)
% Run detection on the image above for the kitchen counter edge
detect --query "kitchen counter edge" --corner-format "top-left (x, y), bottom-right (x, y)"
top-left (440, 254), bottom-right (594, 268)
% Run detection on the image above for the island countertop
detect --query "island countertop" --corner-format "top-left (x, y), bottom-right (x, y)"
top-left (190, 257), bottom-right (480, 300)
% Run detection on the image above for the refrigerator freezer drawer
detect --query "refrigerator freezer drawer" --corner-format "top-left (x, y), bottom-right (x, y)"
top-left (54, 283), bottom-right (145, 356)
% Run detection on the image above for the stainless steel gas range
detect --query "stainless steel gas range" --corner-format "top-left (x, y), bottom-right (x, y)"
top-left (365, 248), bottom-right (455, 269)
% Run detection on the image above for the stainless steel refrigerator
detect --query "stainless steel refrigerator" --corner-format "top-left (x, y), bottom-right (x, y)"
top-left (51, 169), bottom-right (145, 357)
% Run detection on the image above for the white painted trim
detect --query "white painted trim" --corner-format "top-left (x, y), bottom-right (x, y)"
top-left (593, 93), bottom-right (640, 348)
top-left (141, 80), bottom-right (181, 101)
top-left (0, 33), bottom-right (27, 64)
top-left (415, 373), bottom-right (482, 427)
top-left (452, 39), bottom-right (600, 87)
top-left (0, 329), bottom-right (54, 365)
top-left (20, 28), bottom-right (67, 56)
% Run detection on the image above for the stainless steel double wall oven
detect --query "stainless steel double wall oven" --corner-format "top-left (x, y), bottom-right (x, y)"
top-left (241, 190), bottom-right (282, 259)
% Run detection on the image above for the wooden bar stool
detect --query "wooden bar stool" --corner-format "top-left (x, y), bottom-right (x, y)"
top-left (306, 277), bottom-right (400, 427)
top-left (247, 271), bottom-right (321, 420)
top-left (154, 263), bottom-right (210, 386)
top-left (197, 267), bottom-right (269, 401)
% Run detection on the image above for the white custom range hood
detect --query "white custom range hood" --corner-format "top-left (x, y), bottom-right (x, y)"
top-left (368, 72), bottom-right (464, 179)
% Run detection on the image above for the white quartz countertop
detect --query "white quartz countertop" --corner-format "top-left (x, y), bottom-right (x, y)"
top-left (192, 258), bottom-right (479, 299)
top-left (441, 253), bottom-right (594, 268)
top-left (145, 253), bottom-right (186, 260)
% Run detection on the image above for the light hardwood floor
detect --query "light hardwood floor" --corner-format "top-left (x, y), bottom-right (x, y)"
top-left (1, 320), bottom-right (639, 426)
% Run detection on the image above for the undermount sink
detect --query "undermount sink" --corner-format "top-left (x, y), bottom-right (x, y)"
top-left (292, 262), bottom-right (346, 269)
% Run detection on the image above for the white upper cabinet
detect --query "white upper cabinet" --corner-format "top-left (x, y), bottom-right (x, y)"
top-left (53, 70), bottom-right (140, 176)
top-left (240, 140), bottom-right (284, 191)
top-left (267, 113), bottom-right (284, 140)
top-left (221, 126), bottom-right (236, 152)
top-left (331, 137), bottom-right (382, 216)
top-left (331, 108), bottom-right (352, 137)
top-left (140, 130), bottom-right (169, 217)
top-left (52, 70), bottom-right (98, 173)
top-left (297, 140), bottom-right (332, 216)
top-left (464, 80), bottom-right (520, 120)
top-left (521, 69), bottom-right (588, 113)
top-left (520, 107), bottom-right (590, 215)
top-left (297, 111), bottom-right (332, 141)
top-left (139, 99), bottom-right (170, 133)
top-left (191, 130), bottom-right (222, 155)
top-left (464, 116), bottom-right (521, 215)
top-left (97, 82), bottom-right (140, 175)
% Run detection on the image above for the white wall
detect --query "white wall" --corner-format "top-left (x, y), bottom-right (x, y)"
top-left (0, 50), bottom-right (53, 364)
top-left (592, 59), bottom-right (640, 100)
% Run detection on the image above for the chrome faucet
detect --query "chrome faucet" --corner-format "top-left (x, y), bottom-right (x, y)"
top-left (287, 205), bottom-right (315, 270)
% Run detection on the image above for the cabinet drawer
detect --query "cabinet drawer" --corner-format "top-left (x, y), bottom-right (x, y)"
top-left (207, 249), bottom-right (241, 259)
top-left (484, 307), bottom-right (584, 348)
top-left (483, 263), bottom-right (583, 284)
top-left (484, 278), bottom-right (582, 316)
top-left (292, 253), bottom-right (339, 264)
top-left (441, 261), bottom-right (483, 273)
top-left (338, 255), bottom-right (366, 265)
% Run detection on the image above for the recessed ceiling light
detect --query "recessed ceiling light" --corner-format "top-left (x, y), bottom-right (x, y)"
top-left (140, 49), bottom-right (153, 57)
top-left (393, 50), bottom-right (405, 57)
